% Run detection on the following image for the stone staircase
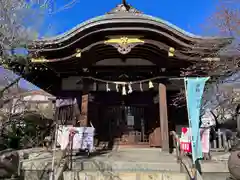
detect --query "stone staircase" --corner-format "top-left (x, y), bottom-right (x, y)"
top-left (65, 148), bottom-right (189, 180)
top-left (20, 148), bottom-right (230, 180)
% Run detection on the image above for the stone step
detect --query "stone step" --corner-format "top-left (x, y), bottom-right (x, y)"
top-left (72, 161), bottom-right (181, 172)
top-left (63, 171), bottom-right (189, 180)
top-left (22, 160), bottom-right (182, 172)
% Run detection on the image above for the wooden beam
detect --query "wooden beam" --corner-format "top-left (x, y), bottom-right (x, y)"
top-left (159, 83), bottom-right (169, 152)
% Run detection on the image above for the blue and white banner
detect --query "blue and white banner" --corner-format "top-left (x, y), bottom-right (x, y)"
top-left (184, 77), bottom-right (209, 163)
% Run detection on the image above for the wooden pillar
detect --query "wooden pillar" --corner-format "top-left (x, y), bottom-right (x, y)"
top-left (159, 83), bottom-right (169, 152)
top-left (79, 94), bottom-right (89, 127)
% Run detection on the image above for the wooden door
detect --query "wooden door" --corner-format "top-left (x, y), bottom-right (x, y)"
top-left (105, 105), bottom-right (147, 145)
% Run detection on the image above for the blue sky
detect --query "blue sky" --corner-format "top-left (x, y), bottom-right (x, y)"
top-left (44, 0), bottom-right (219, 36)
top-left (1, 0), bottom-right (220, 91)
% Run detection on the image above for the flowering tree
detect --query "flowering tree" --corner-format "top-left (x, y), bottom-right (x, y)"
top-left (201, 0), bottom-right (240, 123)
top-left (172, 0), bottom-right (240, 124)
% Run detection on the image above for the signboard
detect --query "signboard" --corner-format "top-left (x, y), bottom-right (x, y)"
top-left (127, 115), bottom-right (134, 126)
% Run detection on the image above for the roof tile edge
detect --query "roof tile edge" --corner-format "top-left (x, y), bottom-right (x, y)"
top-left (32, 14), bottom-right (232, 44)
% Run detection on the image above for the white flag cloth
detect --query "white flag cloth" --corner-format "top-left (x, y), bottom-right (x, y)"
top-left (57, 126), bottom-right (95, 151)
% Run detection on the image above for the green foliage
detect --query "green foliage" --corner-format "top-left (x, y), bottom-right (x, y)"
top-left (1, 115), bottom-right (53, 150)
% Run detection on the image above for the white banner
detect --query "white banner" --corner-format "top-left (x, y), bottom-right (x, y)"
top-left (180, 127), bottom-right (210, 153)
top-left (57, 126), bottom-right (95, 152)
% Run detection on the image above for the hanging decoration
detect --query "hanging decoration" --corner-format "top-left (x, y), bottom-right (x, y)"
top-left (168, 47), bottom-right (175, 57)
top-left (106, 83), bottom-right (110, 92)
top-left (161, 68), bottom-right (166, 72)
top-left (75, 49), bottom-right (81, 58)
top-left (122, 84), bottom-right (127, 95)
top-left (116, 84), bottom-right (119, 92)
top-left (76, 76), bottom-right (192, 95)
top-left (77, 76), bottom-right (163, 95)
top-left (148, 80), bottom-right (154, 89)
top-left (128, 83), bottom-right (133, 94)
top-left (140, 82), bottom-right (143, 92)
top-left (31, 57), bottom-right (49, 63)
top-left (93, 82), bottom-right (97, 91)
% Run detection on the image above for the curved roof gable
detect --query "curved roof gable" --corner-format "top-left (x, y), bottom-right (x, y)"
top-left (30, 2), bottom-right (232, 49)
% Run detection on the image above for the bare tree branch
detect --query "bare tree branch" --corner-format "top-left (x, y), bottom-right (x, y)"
top-left (173, 0), bottom-right (240, 123)
top-left (0, 0), bottom-right (78, 97)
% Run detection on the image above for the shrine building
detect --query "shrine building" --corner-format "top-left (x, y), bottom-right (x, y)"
top-left (10, 1), bottom-right (232, 151)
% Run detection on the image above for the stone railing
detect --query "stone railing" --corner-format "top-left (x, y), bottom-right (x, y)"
top-left (210, 129), bottom-right (233, 152)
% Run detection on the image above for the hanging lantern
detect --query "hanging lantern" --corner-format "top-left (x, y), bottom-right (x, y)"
top-left (140, 82), bottom-right (143, 92)
top-left (168, 47), bottom-right (175, 57)
top-left (148, 81), bottom-right (154, 89)
top-left (128, 83), bottom-right (133, 94)
top-left (122, 84), bottom-right (127, 95)
top-left (106, 83), bottom-right (110, 92)
top-left (75, 49), bottom-right (81, 58)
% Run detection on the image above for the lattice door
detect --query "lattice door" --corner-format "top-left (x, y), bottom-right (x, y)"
top-left (106, 105), bottom-right (147, 145)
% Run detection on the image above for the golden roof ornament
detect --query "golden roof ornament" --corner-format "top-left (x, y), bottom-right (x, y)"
top-left (104, 36), bottom-right (144, 54)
